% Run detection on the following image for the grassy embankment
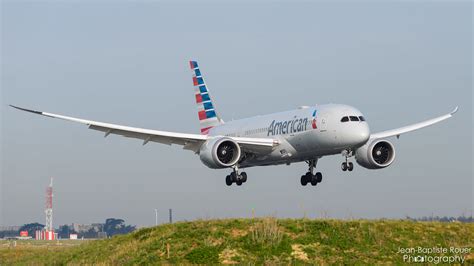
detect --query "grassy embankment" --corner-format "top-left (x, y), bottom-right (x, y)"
top-left (1, 218), bottom-right (473, 264)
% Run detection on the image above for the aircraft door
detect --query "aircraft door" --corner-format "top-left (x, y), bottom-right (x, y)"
top-left (319, 115), bottom-right (328, 132)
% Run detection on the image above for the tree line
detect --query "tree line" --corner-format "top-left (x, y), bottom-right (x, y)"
top-left (0, 218), bottom-right (135, 239)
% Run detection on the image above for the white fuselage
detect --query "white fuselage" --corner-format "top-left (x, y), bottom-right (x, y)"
top-left (9, 57), bottom-right (456, 187)
top-left (208, 104), bottom-right (370, 167)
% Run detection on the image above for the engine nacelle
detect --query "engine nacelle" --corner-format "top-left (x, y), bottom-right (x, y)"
top-left (355, 139), bottom-right (396, 169)
top-left (199, 137), bottom-right (241, 169)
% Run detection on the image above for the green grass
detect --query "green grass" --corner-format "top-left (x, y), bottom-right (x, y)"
top-left (1, 218), bottom-right (473, 265)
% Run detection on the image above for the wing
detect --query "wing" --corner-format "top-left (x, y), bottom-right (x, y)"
top-left (370, 107), bottom-right (458, 139)
top-left (9, 105), bottom-right (278, 153)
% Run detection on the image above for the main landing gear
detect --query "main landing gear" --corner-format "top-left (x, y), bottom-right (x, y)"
top-left (225, 165), bottom-right (247, 186)
top-left (341, 150), bottom-right (354, 172)
top-left (301, 159), bottom-right (322, 186)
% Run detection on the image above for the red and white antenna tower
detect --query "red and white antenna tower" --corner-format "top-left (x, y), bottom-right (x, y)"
top-left (45, 177), bottom-right (53, 231)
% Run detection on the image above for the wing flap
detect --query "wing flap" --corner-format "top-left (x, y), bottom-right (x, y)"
top-left (233, 137), bottom-right (279, 154)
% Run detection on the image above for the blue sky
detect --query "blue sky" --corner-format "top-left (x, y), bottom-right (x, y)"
top-left (1, 1), bottom-right (472, 227)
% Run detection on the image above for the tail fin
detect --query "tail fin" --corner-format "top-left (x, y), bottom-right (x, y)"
top-left (189, 60), bottom-right (224, 134)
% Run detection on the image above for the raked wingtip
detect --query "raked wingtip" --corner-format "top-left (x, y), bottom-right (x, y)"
top-left (451, 106), bottom-right (459, 115)
top-left (9, 104), bottom-right (43, 115)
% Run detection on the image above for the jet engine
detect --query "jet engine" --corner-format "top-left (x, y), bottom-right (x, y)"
top-left (355, 139), bottom-right (396, 169)
top-left (199, 137), bottom-right (241, 169)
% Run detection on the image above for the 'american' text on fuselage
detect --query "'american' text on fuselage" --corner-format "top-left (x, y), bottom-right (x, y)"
top-left (267, 117), bottom-right (308, 136)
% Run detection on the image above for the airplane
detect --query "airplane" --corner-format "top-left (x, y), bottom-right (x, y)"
top-left (10, 60), bottom-right (458, 187)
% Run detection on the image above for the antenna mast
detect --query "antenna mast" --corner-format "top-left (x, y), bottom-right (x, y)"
top-left (45, 177), bottom-right (53, 231)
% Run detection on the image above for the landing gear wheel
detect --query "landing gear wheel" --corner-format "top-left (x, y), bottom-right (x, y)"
top-left (241, 172), bottom-right (247, 183)
top-left (230, 172), bottom-right (237, 182)
top-left (341, 162), bottom-right (348, 171)
top-left (225, 175), bottom-right (232, 186)
top-left (305, 172), bottom-right (313, 185)
top-left (302, 159), bottom-right (322, 187)
top-left (315, 172), bottom-right (322, 183)
top-left (227, 166), bottom-right (247, 186)
top-left (300, 175), bottom-right (308, 186)
top-left (347, 162), bottom-right (354, 171)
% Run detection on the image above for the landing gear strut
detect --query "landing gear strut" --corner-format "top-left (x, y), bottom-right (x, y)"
top-left (225, 165), bottom-right (247, 186)
top-left (341, 150), bottom-right (354, 172)
top-left (301, 159), bottom-right (322, 187)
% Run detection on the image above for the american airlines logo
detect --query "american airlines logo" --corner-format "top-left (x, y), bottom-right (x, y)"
top-left (312, 110), bottom-right (318, 129)
top-left (267, 117), bottom-right (309, 136)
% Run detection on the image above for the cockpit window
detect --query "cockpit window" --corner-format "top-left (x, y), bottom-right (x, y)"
top-left (341, 116), bottom-right (349, 122)
top-left (359, 116), bottom-right (365, 121)
top-left (350, 116), bottom-right (359, 121)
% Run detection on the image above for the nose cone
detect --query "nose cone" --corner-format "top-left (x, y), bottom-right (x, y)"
top-left (338, 122), bottom-right (370, 148)
top-left (357, 123), bottom-right (370, 145)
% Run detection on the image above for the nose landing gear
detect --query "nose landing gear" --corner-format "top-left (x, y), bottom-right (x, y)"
top-left (301, 159), bottom-right (322, 187)
top-left (341, 150), bottom-right (354, 172)
top-left (341, 161), bottom-right (353, 171)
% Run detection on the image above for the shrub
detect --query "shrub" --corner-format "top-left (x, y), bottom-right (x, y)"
top-left (251, 217), bottom-right (283, 246)
top-left (184, 246), bottom-right (221, 264)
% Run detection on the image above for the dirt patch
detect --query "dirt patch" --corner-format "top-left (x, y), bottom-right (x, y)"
top-left (291, 244), bottom-right (309, 261)
top-left (320, 232), bottom-right (329, 239)
top-left (230, 229), bottom-right (247, 238)
top-left (219, 248), bottom-right (240, 264)
top-left (206, 237), bottom-right (224, 246)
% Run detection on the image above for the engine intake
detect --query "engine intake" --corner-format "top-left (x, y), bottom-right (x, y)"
top-left (199, 137), bottom-right (241, 169)
top-left (355, 139), bottom-right (395, 169)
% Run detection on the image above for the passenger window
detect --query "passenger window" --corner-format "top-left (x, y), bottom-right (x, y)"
top-left (350, 116), bottom-right (359, 121)
top-left (341, 117), bottom-right (349, 122)
top-left (359, 116), bottom-right (365, 121)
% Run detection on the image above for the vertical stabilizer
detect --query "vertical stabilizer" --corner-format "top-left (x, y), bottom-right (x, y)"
top-left (189, 60), bottom-right (224, 134)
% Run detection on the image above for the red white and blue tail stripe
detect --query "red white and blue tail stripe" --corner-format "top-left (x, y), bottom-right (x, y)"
top-left (190, 60), bottom-right (224, 134)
